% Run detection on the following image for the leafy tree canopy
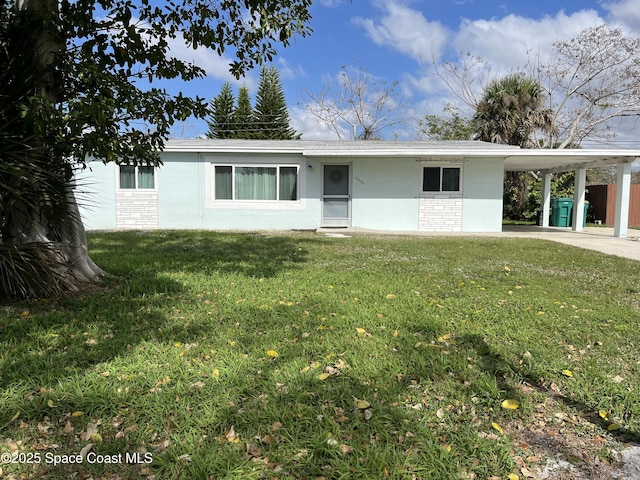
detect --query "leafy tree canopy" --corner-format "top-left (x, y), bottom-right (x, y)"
top-left (4, 0), bottom-right (312, 166)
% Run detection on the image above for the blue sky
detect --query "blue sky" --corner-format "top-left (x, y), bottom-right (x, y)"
top-left (164, 0), bottom-right (640, 144)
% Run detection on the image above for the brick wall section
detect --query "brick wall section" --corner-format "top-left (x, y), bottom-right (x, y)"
top-left (418, 194), bottom-right (463, 232)
top-left (116, 191), bottom-right (159, 229)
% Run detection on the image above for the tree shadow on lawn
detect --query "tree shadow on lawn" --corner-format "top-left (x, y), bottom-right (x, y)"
top-left (460, 334), bottom-right (640, 461)
top-left (88, 230), bottom-right (315, 279)
top-left (0, 231), bottom-right (317, 476)
top-left (0, 230), bottom-right (315, 389)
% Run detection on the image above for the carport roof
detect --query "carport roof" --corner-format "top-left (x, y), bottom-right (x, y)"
top-left (163, 139), bottom-right (640, 172)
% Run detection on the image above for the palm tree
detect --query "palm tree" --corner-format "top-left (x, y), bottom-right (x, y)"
top-left (474, 75), bottom-right (557, 220)
top-left (474, 74), bottom-right (556, 148)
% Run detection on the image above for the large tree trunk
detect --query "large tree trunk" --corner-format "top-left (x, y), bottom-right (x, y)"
top-left (2, 0), bottom-right (104, 293)
top-left (3, 183), bottom-right (104, 294)
top-left (57, 187), bottom-right (104, 285)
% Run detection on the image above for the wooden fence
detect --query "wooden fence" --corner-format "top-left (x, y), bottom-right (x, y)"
top-left (586, 184), bottom-right (640, 226)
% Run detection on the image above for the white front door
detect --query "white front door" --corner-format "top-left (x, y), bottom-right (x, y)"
top-left (322, 164), bottom-right (351, 227)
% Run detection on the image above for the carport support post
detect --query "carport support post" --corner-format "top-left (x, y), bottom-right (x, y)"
top-left (541, 172), bottom-right (551, 227)
top-left (614, 162), bottom-right (631, 238)
top-left (572, 168), bottom-right (587, 232)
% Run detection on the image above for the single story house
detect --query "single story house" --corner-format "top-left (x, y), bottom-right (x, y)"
top-left (78, 139), bottom-right (640, 237)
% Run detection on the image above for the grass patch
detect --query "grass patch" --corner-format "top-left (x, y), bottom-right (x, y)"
top-left (1, 230), bottom-right (639, 479)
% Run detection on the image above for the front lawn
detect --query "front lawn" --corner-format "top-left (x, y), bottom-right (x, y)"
top-left (1, 230), bottom-right (639, 479)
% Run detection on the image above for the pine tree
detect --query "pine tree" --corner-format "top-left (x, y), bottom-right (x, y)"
top-left (206, 82), bottom-right (236, 138)
top-left (253, 67), bottom-right (299, 139)
top-left (233, 85), bottom-right (255, 139)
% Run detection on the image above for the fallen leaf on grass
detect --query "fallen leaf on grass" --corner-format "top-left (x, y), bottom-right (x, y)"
top-left (221, 426), bottom-right (240, 443)
top-left (501, 399), bottom-right (520, 410)
top-left (339, 444), bottom-right (353, 454)
top-left (353, 397), bottom-right (370, 409)
top-left (599, 410), bottom-right (610, 420)
top-left (355, 328), bottom-right (367, 335)
top-left (608, 423), bottom-right (622, 431)
top-left (266, 350), bottom-right (279, 358)
top-left (79, 443), bottom-right (93, 460)
top-left (316, 373), bottom-right (330, 381)
top-left (83, 422), bottom-right (99, 441)
top-left (492, 422), bottom-right (504, 434)
top-left (385, 294), bottom-right (396, 299)
top-left (270, 421), bottom-right (282, 431)
top-left (562, 370), bottom-right (574, 377)
top-left (63, 421), bottom-right (73, 434)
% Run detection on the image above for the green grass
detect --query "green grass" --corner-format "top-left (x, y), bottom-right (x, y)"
top-left (1, 230), bottom-right (640, 479)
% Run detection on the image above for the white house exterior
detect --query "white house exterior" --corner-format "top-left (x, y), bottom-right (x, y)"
top-left (77, 139), bottom-right (640, 237)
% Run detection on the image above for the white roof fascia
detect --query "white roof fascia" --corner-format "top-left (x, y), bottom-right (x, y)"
top-left (161, 140), bottom-right (640, 170)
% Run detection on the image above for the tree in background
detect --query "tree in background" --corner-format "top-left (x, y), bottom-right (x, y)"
top-left (473, 74), bottom-right (556, 220)
top-left (253, 67), bottom-right (299, 139)
top-left (430, 25), bottom-right (640, 149)
top-left (0, 0), bottom-right (312, 298)
top-left (233, 85), bottom-right (255, 139)
top-left (206, 68), bottom-right (298, 139)
top-left (206, 83), bottom-right (236, 139)
top-left (418, 105), bottom-right (476, 140)
top-left (302, 63), bottom-right (413, 140)
top-left (473, 74), bottom-right (556, 148)
top-left (538, 25), bottom-right (640, 149)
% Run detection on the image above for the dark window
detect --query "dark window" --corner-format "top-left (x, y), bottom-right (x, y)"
top-left (422, 166), bottom-right (461, 192)
top-left (422, 167), bottom-right (441, 192)
top-left (442, 168), bottom-right (460, 191)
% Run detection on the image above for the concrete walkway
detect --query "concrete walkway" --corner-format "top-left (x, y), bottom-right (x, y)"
top-left (319, 226), bottom-right (640, 262)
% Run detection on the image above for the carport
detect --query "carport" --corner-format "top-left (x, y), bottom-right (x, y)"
top-left (504, 150), bottom-right (640, 238)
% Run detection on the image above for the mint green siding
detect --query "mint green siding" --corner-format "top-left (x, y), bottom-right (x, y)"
top-left (350, 157), bottom-right (420, 231)
top-left (461, 157), bottom-right (504, 232)
top-left (77, 161), bottom-right (117, 229)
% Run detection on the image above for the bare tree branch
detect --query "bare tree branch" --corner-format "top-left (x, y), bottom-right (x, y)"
top-left (301, 63), bottom-right (414, 140)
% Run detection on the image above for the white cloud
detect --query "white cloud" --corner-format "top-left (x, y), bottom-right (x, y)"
top-left (604, 0), bottom-right (640, 33)
top-left (352, 1), bottom-right (450, 62)
top-left (319, 0), bottom-right (347, 6)
top-left (167, 36), bottom-right (259, 88)
top-left (289, 105), bottom-right (344, 140)
top-left (277, 58), bottom-right (307, 80)
top-left (454, 10), bottom-right (605, 71)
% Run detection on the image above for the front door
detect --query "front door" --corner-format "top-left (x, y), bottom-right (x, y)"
top-left (322, 164), bottom-right (351, 227)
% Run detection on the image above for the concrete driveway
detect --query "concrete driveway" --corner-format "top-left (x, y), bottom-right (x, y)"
top-left (500, 226), bottom-right (640, 261)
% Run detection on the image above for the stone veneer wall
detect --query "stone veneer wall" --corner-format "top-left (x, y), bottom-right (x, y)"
top-left (116, 191), bottom-right (158, 229)
top-left (418, 193), bottom-right (463, 232)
